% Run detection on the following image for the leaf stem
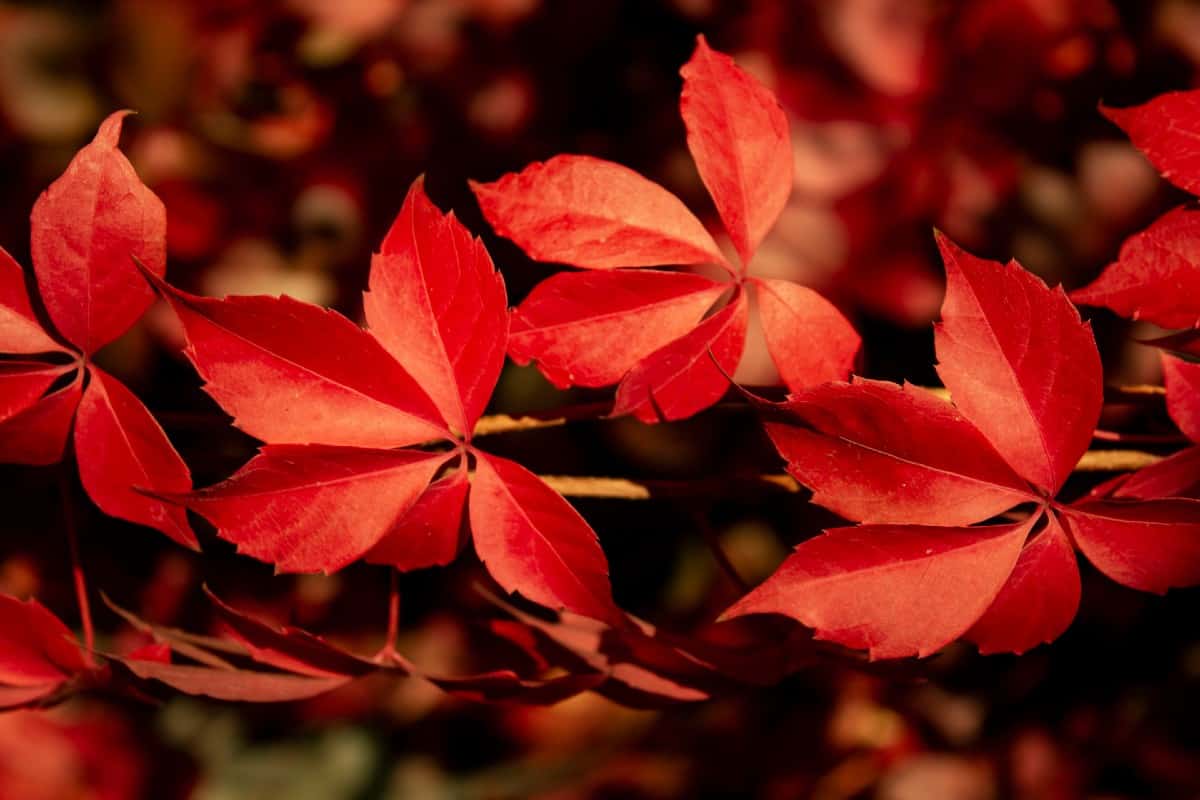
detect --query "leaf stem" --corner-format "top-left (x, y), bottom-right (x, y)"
top-left (375, 568), bottom-right (401, 665)
top-left (60, 470), bottom-right (95, 665)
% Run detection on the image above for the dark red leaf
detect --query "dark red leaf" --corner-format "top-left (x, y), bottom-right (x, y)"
top-left (364, 462), bottom-right (469, 571)
top-left (1164, 352), bottom-right (1200, 442)
top-left (0, 375), bottom-right (83, 466)
top-left (1062, 500), bottom-right (1200, 593)
top-left (74, 366), bottom-right (195, 548)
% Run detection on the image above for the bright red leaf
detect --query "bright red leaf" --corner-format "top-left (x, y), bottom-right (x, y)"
top-left (1101, 91), bottom-right (1200, 197)
top-left (365, 463), bottom-right (469, 571)
top-left (473, 36), bottom-right (859, 421)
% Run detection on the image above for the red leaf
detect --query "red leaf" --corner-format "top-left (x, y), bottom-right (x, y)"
top-left (151, 282), bottom-right (447, 448)
top-left (1062, 500), bottom-right (1200, 593)
top-left (751, 278), bottom-right (860, 393)
top-left (0, 594), bottom-right (88, 688)
top-left (612, 290), bottom-right (748, 422)
top-left (508, 269), bottom-right (726, 388)
top-left (1163, 352), bottom-right (1200, 442)
top-left (470, 154), bottom-right (728, 270)
top-left (364, 463), bottom-right (469, 571)
top-left (721, 518), bottom-right (1034, 660)
top-left (1102, 92), bottom-right (1200, 196)
top-left (1106, 446), bottom-right (1200, 501)
top-left (679, 35), bottom-right (791, 268)
top-left (0, 376), bottom-right (83, 466)
top-left (365, 178), bottom-right (507, 435)
top-left (183, 445), bottom-right (451, 574)
top-left (29, 111), bottom-right (166, 354)
top-left (118, 659), bottom-right (350, 702)
top-left (1070, 206), bottom-right (1200, 330)
top-left (966, 512), bottom-right (1080, 655)
top-left (468, 452), bottom-right (617, 622)
top-left (0, 248), bottom-right (68, 355)
top-left (0, 362), bottom-right (71, 424)
top-left (73, 366), bottom-right (195, 548)
top-left (764, 379), bottom-right (1036, 526)
top-left (934, 234), bottom-right (1102, 493)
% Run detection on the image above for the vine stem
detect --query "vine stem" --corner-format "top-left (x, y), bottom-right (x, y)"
top-left (59, 470), bottom-right (95, 665)
top-left (536, 449), bottom-right (1163, 500)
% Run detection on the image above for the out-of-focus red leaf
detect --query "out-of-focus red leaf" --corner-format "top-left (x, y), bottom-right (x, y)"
top-left (1062, 500), bottom-right (1200, 593)
top-left (0, 594), bottom-right (88, 708)
top-left (722, 518), bottom-right (1034, 660)
top-left (763, 379), bottom-right (1036, 526)
top-left (751, 277), bottom-right (859, 393)
top-left (364, 463), bottom-right (469, 571)
top-left (74, 366), bottom-right (195, 548)
top-left (1107, 446), bottom-right (1200, 500)
top-left (966, 512), bottom-right (1080, 655)
top-left (180, 445), bottom-right (451, 574)
top-left (1070, 206), bottom-right (1200, 330)
top-left (1164, 353), bottom-right (1200, 442)
top-left (29, 111), bottom-right (166, 354)
top-left (471, 155), bottom-right (728, 270)
top-left (0, 376), bottom-right (83, 466)
top-left (146, 276), bottom-right (448, 448)
top-left (680, 35), bottom-right (791, 268)
top-left (117, 659), bottom-right (351, 702)
top-left (508, 269), bottom-right (726, 389)
top-left (934, 234), bottom-right (1101, 493)
top-left (365, 178), bottom-right (507, 435)
top-left (0, 248), bottom-right (67, 355)
top-left (1102, 91), bottom-right (1200, 196)
top-left (612, 291), bottom-right (747, 422)
top-left (469, 452), bottom-right (617, 623)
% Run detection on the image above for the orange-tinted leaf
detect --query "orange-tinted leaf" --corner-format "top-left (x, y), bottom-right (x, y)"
top-left (680, 35), bottom-right (791, 267)
top-left (469, 452), bottom-right (617, 623)
top-left (29, 111), bottom-right (166, 354)
top-left (966, 512), bottom-right (1080, 654)
top-left (365, 178), bottom-right (507, 434)
top-left (764, 379), bottom-right (1036, 525)
top-left (364, 463), bottom-right (469, 571)
top-left (119, 659), bottom-right (350, 702)
top-left (508, 269), bottom-right (726, 389)
top-left (721, 518), bottom-right (1033, 660)
top-left (471, 155), bottom-right (728, 270)
top-left (612, 290), bottom-right (747, 422)
top-left (183, 445), bottom-right (451, 574)
top-left (73, 366), bottom-right (195, 548)
top-left (752, 278), bottom-right (859, 393)
top-left (935, 234), bottom-right (1101, 493)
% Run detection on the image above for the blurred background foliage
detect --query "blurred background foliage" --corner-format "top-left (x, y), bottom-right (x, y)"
top-left (1, 0), bottom-right (1200, 797)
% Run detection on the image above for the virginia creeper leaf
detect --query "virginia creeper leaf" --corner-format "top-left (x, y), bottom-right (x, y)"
top-left (29, 111), bottom-right (166, 354)
top-left (679, 35), bottom-right (792, 267)
top-left (934, 234), bottom-right (1102, 493)
top-left (0, 362), bottom-right (71, 424)
top-left (508, 269), bottom-right (726, 388)
top-left (612, 290), bottom-right (747, 422)
top-left (0, 247), bottom-right (67, 355)
top-left (0, 376), bottom-right (83, 466)
top-left (181, 445), bottom-right (451, 574)
top-left (1070, 206), bottom-right (1200, 330)
top-left (763, 379), bottom-right (1036, 526)
top-left (119, 659), bottom-right (350, 702)
top-left (73, 366), bottom-right (195, 548)
top-left (0, 594), bottom-right (88, 688)
top-left (149, 280), bottom-right (447, 448)
top-left (721, 518), bottom-right (1034, 660)
top-left (471, 154), bottom-right (728, 270)
top-left (965, 512), bottom-right (1080, 655)
top-left (751, 278), bottom-right (860, 393)
top-left (1163, 352), bottom-right (1200, 442)
top-left (1062, 500), bottom-right (1200, 593)
top-left (469, 452), bottom-right (618, 623)
top-left (365, 177), bottom-right (507, 434)
top-left (1101, 92), bottom-right (1200, 196)
top-left (364, 463), bottom-right (470, 571)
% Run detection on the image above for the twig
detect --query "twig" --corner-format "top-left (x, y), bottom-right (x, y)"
top-left (59, 470), bottom-right (95, 664)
